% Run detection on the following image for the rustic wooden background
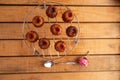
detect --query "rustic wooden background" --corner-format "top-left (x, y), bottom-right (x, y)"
top-left (0, 0), bottom-right (120, 80)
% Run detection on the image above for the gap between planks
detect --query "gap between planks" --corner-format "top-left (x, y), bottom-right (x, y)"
top-left (0, 6), bottom-right (120, 22)
top-left (0, 71), bottom-right (119, 80)
top-left (0, 0), bottom-right (120, 5)
top-left (0, 39), bottom-right (119, 56)
top-left (0, 55), bottom-right (119, 73)
top-left (0, 4), bottom-right (120, 7)
top-left (0, 23), bottom-right (120, 39)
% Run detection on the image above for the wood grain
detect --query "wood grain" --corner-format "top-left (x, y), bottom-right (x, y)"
top-left (0, 39), bottom-right (119, 56)
top-left (0, 23), bottom-right (120, 39)
top-left (0, 6), bottom-right (120, 22)
top-left (0, 0), bottom-right (120, 5)
top-left (0, 55), bottom-right (119, 73)
top-left (0, 0), bottom-right (120, 79)
top-left (0, 71), bottom-right (120, 80)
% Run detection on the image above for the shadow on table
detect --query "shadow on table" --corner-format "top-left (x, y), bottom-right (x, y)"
top-left (113, 0), bottom-right (120, 3)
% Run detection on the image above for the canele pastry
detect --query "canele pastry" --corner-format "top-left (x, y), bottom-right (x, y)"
top-left (50, 24), bottom-right (62, 35)
top-left (46, 5), bottom-right (58, 18)
top-left (66, 26), bottom-right (78, 37)
top-left (62, 10), bottom-right (74, 22)
top-left (38, 38), bottom-right (50, 49)
top-left (26, 31), bottom-right (39, 42)
top-left (55, 41), bottom-right (66, 52)
top-left (32, 16), bottom-right (44, 28)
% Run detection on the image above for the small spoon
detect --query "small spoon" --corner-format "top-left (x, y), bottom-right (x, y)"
top-left (44, 60), bottom-right (54, 68)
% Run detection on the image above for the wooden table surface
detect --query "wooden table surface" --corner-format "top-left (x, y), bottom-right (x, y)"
top-left (0, 0), bottom-right (120, 80)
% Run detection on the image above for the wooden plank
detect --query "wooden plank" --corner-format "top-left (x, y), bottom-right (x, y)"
top-left (0, 0), bottom-right (120, 5)
top-left (0, 71), bottom-right (120, 80)
top-left (0, 6), bottom-right (120, 22)
top-left (0, 23), bottom-right (120, 39)
top-left (0, 39), bottom-right (119, 56)
top-left (0, 55), bottom-right (119, 73)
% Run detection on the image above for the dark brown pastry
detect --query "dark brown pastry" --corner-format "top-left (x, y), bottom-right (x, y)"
top-left (55, 41), bottom-right (66, 52)
top-left (38, 38), bottom-right (50, 49)
top-left (46, 5), bottom-right (58, 18)
top-left (26, 31), bottom-right (39, 42)
top-left (32, 16), bottom-right (44, 28)
top-left (66, 26), bottom-right (78, 37)
top-left (62, 10), bottom-right (74, 22)
top-left (50, 24), bottom-right (62, 35)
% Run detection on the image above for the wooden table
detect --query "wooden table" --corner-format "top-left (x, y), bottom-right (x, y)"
top-left (0, 0), bottom-right (120, 80)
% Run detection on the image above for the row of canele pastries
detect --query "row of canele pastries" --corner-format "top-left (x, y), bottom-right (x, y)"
top-left (25, 6), bottom-right (78, 52)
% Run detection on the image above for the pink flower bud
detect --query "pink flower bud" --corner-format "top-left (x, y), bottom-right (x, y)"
top-left (77, 57), bottom-right (88, 66)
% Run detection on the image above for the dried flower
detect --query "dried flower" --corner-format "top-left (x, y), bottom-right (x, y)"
top-left (77, 57), bottom-right (88, 66)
